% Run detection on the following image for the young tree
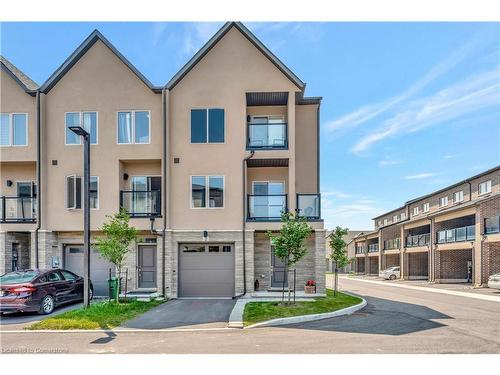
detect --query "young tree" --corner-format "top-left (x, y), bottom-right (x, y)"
top-left (95, 208), bottom-right (137, 303)
top-left (328, 226), bottom-right (349, 296)
top-left (268, 211), bottom-right (313, 305)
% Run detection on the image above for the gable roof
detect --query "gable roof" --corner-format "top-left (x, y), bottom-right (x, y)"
top-left (0, 55), bottom-right (38, 95)
top-left (40, 30), bottom-right (162, 94)
top-left (166, 22), bottom-right (305, 91)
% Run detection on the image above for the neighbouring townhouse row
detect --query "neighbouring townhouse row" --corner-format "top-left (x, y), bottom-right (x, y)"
top-left (0, 22), bottom-right (326, 298)
top-left (352, 166), bottom-right (500, 286)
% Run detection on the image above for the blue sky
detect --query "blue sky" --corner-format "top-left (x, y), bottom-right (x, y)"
top-left (1, 22), bottom-right (499, 230)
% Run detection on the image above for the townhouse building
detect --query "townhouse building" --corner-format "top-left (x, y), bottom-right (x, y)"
top-left (353, 166), bottom-right (500, 286)
top-left (0, 22), bottom-right (326, 298)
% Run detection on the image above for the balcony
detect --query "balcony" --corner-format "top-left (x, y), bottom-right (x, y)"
top-left (437, 225), bottom-right (475, 244)
top-left (0, 196), bottom-right (37, 223)
top-left (247, 194), bottom-right (287, 221)
top-left (485, 216), bottom-right (500, 234)
top-left (120, 190), bottom-right (161, 218)
top-left (355, 247), bottom-right (366, 255)
top-left (247, 123), bottom-right (288, 150)
top-left (296, 194), bottom-right (321, 220)
top-left (384, 238), bottom-right (401, 250)
top-left (368, 243), bottom-right (379, 253)
top-left (406, 233), bottom-right (430, 247)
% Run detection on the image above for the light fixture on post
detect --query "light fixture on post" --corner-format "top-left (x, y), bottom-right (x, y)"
top-left (69, 125), bottom-right (91, 308)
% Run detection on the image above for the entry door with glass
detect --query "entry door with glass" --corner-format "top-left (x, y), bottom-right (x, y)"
top-left (253, 181), bottom-right (285, 219)
top-left (131, 176), bottom-right (161, 216)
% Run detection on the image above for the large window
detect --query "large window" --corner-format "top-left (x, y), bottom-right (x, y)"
top-left (0, 113), bottom-right (27, 146)
top-left (454, 190), bottom-right (464, 203)
top-left (479, 180), bottom-right (492, 195)
top-left (66, 175), bottom-right (98, 209)
top-left (117, 111), bottom-right (150, 144)
top-left (422, 202), bottom-right (430, 213)
top-left (413, 207), bottom-right (419, 216)
top-left (65, 112), bottom-right (97, 145)
top-left (191, 109), bottom-right (225, 143)
top-left (191, 175), bottom-right (224, 208)
top-left (439, 196), bottom-right (448, 207)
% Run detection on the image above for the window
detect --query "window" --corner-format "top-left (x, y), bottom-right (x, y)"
top-left (422, 202), bottom-right (430, 213)
top-left (383, 218), bottom-right (388, 225)
top-left (191, 109), bottom-right (225, 143)
top-left (66, 175), bottom-right (98, 209)
top-left (182, 245), bottom-right (205, 253)
top-left (48, 272), bottom-right (62, 282)
top-left (413, 207), bottom-right (419, 216)
top-left (61, 270), bottom-right (77, 281)
top-left (454, 190), bottom-right (464, 203)
top-left (65, 112), bottom-right (97, 144)
top-left (439, 196), bottom-right (448, 207)
top-left (0, 113), bottom-right (27, 146)
top-left (378, 220), bottom-right (382, 227)
top-left (117, 111), bottom-right (150, 144)
top-left (393, 215), bottom-right (398, 223)
top-left (479, 180), bottom-right (492, 195)
top-left (191, 175), bottom-right (224, 208)
top-left (208, 246), bottom-right (220, 253)
top-left (400, 212), bottom-right (406, 220)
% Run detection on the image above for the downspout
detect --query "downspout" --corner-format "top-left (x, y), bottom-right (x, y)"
top-left (236, 150), bottom-right (255, 298)
top-left (34, 90), bottom-right (41, 268)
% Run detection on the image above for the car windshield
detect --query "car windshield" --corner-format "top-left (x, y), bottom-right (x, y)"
top-left (0, 270), bottom-right (39, 284)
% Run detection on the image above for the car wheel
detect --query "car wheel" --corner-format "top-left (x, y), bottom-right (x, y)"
top-left (39, 295), bottom-right (55, 315)
top-left (89, 288), bottom-right (94, 301)
top-left (389, 274), bottom-right (396, 280)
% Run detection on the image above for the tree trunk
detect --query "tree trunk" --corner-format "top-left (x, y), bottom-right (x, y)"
top-left (116, 265), bottom-right (121, 304)
top-left (334, 267), bottom-right (338, 296)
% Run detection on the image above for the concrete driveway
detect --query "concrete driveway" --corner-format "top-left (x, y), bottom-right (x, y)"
top-left (120, 299), bottom-right (236, 330)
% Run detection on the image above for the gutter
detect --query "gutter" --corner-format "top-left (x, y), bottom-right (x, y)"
top-left (34, 90), bottom-right (41, 268)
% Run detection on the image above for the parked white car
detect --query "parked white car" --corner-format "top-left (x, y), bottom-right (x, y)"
top-left (487, 273), bottom-right (500, 289)
top-left (380, 266), bottom-right (401, 280)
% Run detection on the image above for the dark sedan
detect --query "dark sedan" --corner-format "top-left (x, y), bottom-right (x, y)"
top-left (0, 269), bottom-right (93, 315)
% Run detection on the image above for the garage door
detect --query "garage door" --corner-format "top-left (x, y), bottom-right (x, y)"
top-left (179, 243), bottom-right (234, 298)
top-left (64, 245), bottom-right (114, 297)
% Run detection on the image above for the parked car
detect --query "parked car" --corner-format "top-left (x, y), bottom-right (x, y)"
top-left (0, 269), bottom-right (93, 315)
top-left (380, 266), bottom-right (401, 280)
top-left (487, 273), bottom-right (500, 289)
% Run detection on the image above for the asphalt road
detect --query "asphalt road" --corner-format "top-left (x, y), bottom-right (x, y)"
top-left (1, 277), bottom-right (499, 354)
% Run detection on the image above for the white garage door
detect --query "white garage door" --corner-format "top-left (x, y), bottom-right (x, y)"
top-left (64, 245), bottom-right (114, 297)
top-left (179, 243), bottom-right (234, 298)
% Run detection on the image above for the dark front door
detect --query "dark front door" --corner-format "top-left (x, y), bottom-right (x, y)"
top-left (271, 248), bottom-right (287, 288)
top-left (138, 245), bottom-right (156, 289)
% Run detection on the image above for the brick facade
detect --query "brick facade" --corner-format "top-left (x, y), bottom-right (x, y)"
top-left (436, 249), bottom-right (472, 281)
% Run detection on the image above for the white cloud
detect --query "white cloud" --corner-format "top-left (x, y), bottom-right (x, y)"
top-left (322, 193), bottom-right (382, 230)
top-left (378, 159), bottom-right (401, 166)
top-left (182, 22), bottom-right (224, 56)
top-left (404, 172), bottom-right (439, 180)
top-left (443, 153), bottom-right (461, 159)
top-left (321, 189), bottom-right (352, 199)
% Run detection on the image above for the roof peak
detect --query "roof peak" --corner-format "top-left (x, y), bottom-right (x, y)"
top-left (0, 55), bottom-right (39, 92)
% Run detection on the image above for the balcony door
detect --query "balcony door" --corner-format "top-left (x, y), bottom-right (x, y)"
top-left (253, 181), bottom-right (285, 218)
top-left (249, 116), bottom-right (285, 147)
top-left (131, 176), bottom-right (161, 216)
top-left (16, 182), bottom-right (36, 220)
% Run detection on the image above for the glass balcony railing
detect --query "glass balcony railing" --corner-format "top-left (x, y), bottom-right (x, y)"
top-left (0, 196), bottom-right (37, 223)
top-left (406, 233), bottom-right (430, 247)
top-left (120, 190), bottom-right (161, 218)
top-left (296, 194), bottom-right (321, 220)
top-left (247, 194), bottom-right (287, 220)
top-left (368, 244), bottom-right (379, 253)
top-left (437, 225), bottom-right (475, 244)
top-left (247, 123), bottom-right (288, 149)
top-left (485, 216), bottom-right (500, 234)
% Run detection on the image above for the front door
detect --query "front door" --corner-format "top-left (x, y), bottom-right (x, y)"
top-left (271, 247), bottom-right (287, 288)
top-left (138, 245), bottom-right (156, 289)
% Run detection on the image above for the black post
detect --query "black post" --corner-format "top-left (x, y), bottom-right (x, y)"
top-left (83, 133), bottom-right (91, 308)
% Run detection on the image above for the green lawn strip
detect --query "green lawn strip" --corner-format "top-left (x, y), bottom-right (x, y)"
top-left (243, 289), bottom-right (362, 326)
top-left (26, 299), bottom-right (164, 330)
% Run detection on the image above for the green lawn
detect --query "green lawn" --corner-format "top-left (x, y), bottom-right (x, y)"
top-left (27, 299), bottom-right (164, 330)
top-left (243, 289), bottom-right (362, 326)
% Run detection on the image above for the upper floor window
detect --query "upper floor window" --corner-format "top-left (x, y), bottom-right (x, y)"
top-left (377, 220), bottom-right (382, 227)
top-left (383, 218), bottom-right (388, 225)
top-left (66, 175), bottom-right (98, 209)
top-left (66, 112), bottom-right (97, 145)
top-left (400, 212), bottom-right (406, 220)
top-left (0, 113), bottom-right (27, 146)
top-left (117, 111), bottom-right (150, 144)
top-left (191, 109), bottom-right (224, 143)
top-left (422, 202), bottom-right (430, 213)
top-left (413, 207), bottom-right (419, 216)
top-left (454, 190), bottom-right (464, 203)
top-left (191, 175), bottom-right (224, 208)
top-left (439, 196), bottom-right (448, 207)
top-left (393, 215), bottom-right (398, 223)
top-left (478, 180), bottom-right (492, 195)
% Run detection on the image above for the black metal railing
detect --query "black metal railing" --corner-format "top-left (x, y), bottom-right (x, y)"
top-left (368, 243), bottom-right (379, 252)
top-left (296, 193), bottom-right (320, 220)
top-left (0, 196), bottom-right (37, 223)
top-left (247, 194), bottom-right (287, 220)
top-left (485, 216), bottom-right (500, 234)
top-left (437, 225), bottom-right (475, 244)
top-left (119, 190), bottom-right (161, 218)
top-left (247, 123), bottom-right (288, 149)
top-left (406, 233), bottom-right (430, 247)
top-left (384, 238), bottom-right (401, 250)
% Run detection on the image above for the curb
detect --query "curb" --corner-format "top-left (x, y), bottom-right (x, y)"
top-left (228, 292), bottom-right (367, 329)
top-left (339, 276), bottom-right (500, 303)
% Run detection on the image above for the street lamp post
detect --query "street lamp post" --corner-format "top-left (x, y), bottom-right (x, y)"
top-left (69, 125), bottom-right (91, 308)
